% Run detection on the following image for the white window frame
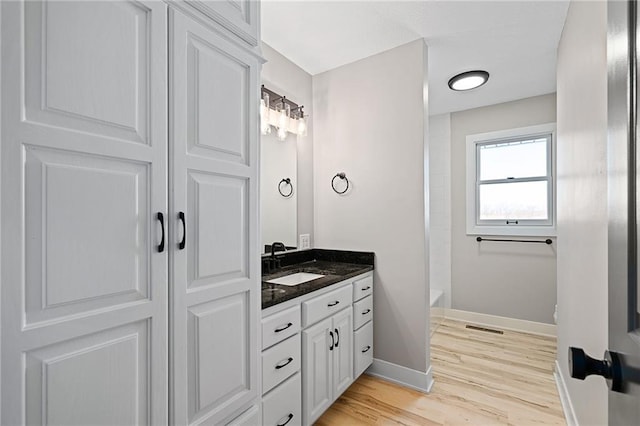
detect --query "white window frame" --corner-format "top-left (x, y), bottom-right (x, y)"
top-left (466, 123), bottom-right (556, 236)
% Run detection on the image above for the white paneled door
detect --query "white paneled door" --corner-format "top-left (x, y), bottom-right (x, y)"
top-left (302, 317), bottom-right (333, 425)
top-left (1, 1), bottom-right (168, 424)
top-left (169, 8), bottom-right (260, 425)
top-left (332, 308), bottom-right (353, 397)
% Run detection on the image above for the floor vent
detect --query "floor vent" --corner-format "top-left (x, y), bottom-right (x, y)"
top-left (465, 324), bottom-right (504, 334)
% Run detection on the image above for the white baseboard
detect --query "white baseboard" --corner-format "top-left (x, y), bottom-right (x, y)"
top-left (366, 358), bottom-right (433, 393)
top-left (444, 308), bottom-right (557, 337)
top-left (554, 360), bottom-right (578, 426)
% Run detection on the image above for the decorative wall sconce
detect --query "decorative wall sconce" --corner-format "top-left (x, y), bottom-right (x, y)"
top-left (261, 85), bottom-right (308, 140)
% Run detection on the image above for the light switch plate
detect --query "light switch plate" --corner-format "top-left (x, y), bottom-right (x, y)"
top-left (299, 234), bottom-right (310, 249)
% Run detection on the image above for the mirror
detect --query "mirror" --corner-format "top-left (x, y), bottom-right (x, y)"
top-left (260, 101), bottom-right (297, 254)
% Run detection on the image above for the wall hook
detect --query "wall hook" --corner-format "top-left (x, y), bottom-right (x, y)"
top-left (278, 178), bottom-right (293, 197)
top-left (331, 172), bottom-right (349, 194)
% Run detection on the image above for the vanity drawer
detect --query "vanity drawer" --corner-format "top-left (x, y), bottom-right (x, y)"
top-left (263, 372), bottom-right (302, 426)
top-left (302, 285), bottom-right (352, 327)
top-left (354, 321), bottom-right (373, 378)
top-left (262, 334), bottom-right (301, 394)
top-left (353, 274), bottom-right (373, 302)
top-left (262, 305), bottom-right (301, 350)
top-left (353, 295), bottom-right (373, 330)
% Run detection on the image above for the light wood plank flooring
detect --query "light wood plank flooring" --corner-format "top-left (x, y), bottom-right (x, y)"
top-left (315, 318), bottom-right (565, 425)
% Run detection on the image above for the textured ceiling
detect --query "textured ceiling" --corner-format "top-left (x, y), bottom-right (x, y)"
top-left (262, 0), bottom-right (569, 114)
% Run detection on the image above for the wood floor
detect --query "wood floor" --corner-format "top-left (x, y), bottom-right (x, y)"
top-left (315, 318), bottom-right (565, 425)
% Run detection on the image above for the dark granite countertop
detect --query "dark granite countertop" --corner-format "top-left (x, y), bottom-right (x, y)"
top-left (261, 249), bottom-right (374, 309)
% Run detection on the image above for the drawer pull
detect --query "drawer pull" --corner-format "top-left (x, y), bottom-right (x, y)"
top-left (362, 309), bottom-right (371, 315)
top-left (274, 322), bottom-right (293, 333)
top-left (362, 345), bottom-right (371, 353)
top-left (274, 357), bottom-right (294, 370)
top-left (361, 286), bottom-right (371, 291)
top-left (277, 413), bottom-right (294, 426)
top-left (327, 301), bottom-right (340, 307)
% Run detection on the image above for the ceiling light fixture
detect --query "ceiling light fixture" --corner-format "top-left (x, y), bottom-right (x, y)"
top-left (261, 85), bottom-right (309, 139)
top-left (260, 91), bottom-right (271, 135)
top-left (448, 70), bottom-right (489, 91)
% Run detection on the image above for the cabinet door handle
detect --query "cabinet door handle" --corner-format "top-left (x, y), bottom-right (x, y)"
top-left (362, 309), bottom-right (371, 315)
top-left (275, 357), bottom-right (293, 370)
top-left (156, 212), bottom-right (165, 253)
top-left (362, 345), bottom-right (371, 353)
top-left (274, 322), bottom-right (293, 333)
top-left (361, 286), bottom-right (371, 291)
top-left (327, 301), bottom-right (340, 307)
top-left (329, 331), bottom-right (334, 351)
top-left (276, 413), bottom-right (294, 426)
top-left (178, 212), bottom-right (186, 250)
top-left (334, 328), bottom-right (339, 348)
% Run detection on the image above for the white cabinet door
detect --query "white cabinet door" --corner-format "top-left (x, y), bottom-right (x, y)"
top-left (185, 0), bottom-right (259, 46)
top-left (1, 1), bottom-right (168, 424)
top-left (169, 8), bottom-right (260, 425)
top-left (332, 308), bottom-right (354, 397)
top-left (302, 317), bottom-right (333, 425)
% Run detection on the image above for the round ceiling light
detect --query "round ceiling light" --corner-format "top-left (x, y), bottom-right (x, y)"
top-left (448, 70), bottom-right (490, 91)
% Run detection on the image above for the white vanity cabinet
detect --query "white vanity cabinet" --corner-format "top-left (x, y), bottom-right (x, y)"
top-left (261, 306), bottom-right (302, 426)
top-left (0, 1), bottom-right (262, 425)
top-left (302, 306), bottom-right (353, 425)
top-left (352, 275), bottom-right (374, 378)
top-left (261, 270), bottom-right (373, 426)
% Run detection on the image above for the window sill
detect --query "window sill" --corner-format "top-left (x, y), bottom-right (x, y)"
top-left (466, 224), bottom-right (556, 237)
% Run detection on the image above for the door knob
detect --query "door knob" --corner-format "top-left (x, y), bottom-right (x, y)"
top-left (569, 347), bottom-right (623, 392)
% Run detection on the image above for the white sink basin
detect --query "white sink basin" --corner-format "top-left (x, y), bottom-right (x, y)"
top-left (266, 272), bottom-right (325, 286)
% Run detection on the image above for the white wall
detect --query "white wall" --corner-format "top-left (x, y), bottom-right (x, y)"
top-left (429, 113), bottom-right (451, 308)
top-left (556, 1), bottom-right (608, 424)
top-left (313, 40), bottom-right (430, 374)
top-left (450, 94), bottom-right (558, 324)
top-left (261, 43), bottom-right (314, 247)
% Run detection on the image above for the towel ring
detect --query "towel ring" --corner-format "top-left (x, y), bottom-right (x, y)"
top-left (331, 172), bottom-right (349, 194)
top-left (278, 178), bottom-right (293, 197)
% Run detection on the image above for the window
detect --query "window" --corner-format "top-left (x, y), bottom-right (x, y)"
top-left (466, 123), bottom-right (556, 236)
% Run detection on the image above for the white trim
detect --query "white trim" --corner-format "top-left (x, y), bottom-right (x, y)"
top-left (466, 122), bottom-right (557, 236)
top-left (444, 308), bottom-right (557, 337)
top-left (365, 359), bottom-right (433, 393)
top-left (554, 360), bottom-right (579, 426)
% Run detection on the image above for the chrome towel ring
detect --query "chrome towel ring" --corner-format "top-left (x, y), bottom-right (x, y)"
top-left (331, 172), bottom-right (349, 194)
top-left (278, 178), bottom-right (293, 197)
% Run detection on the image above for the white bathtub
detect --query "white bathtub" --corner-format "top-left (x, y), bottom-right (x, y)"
top-left (430, 289), bottom-right (444, 336)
